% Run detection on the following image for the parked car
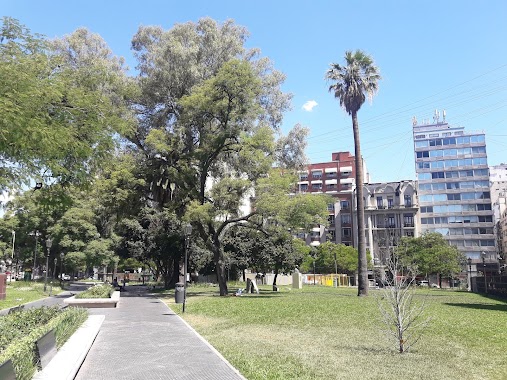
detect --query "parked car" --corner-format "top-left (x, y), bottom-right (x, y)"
top-left (61, 274), bottom-right (71, 281)
top-left (417, 280), bottom-right (429, 287)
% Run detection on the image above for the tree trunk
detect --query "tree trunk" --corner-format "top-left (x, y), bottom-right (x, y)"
top-left (212, 237), bottom-right (228, 296)
top-left (352, 110), bottom-right (368, 296)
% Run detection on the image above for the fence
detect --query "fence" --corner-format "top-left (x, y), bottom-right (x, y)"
top-left (472, 275), bottom-right (507, 298)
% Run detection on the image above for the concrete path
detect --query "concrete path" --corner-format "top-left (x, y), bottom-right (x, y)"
top-left (74, 287), bottom-right (245, 380)
top-left (0, 282), bottom-right (88, 315)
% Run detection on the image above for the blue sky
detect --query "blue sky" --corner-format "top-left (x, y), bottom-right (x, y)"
top-left (3, 0), bottom-right (507, 182)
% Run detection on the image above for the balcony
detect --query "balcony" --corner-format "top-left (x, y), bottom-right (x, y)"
top-left (404, 223), bottom-right (415, 228)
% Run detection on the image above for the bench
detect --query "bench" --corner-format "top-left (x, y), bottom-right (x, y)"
top-left (0, 359), bottom-right (16, 380)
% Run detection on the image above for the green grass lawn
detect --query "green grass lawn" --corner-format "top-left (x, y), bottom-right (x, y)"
top-left (161, 284), bottom-right (507, 380)
top-left (0, 280), bottom-right (63, 310)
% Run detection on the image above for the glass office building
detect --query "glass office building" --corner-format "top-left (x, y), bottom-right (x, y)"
top-left (413, 115), bottom-right (496, 261)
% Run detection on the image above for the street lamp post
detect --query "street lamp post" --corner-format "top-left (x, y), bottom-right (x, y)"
top-left (6, 258), bottom-right (12, 283)
top-left (11, 230), bottom-right (16, 278)
top-left (50, 257), bottom-right (57, 296)
top-left (310, 240), bottom-right (320, 285)
top-left (59, 252), bottom-right (64, 287)
top-left (467, 257), bottom-right (472, 292)
top-left (481, 251), bottom-right (487, 294)
top-left (44, 238), bottom-right (52, 292)
top-left (183, 223), bottom-right (193, 313)
top-left (11, 230), bottom-right (15, 259)
top-left (30, 231), bottom-right (41, 279)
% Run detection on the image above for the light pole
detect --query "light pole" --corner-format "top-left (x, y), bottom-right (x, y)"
top-left (50, 257), bottom-right (57, 295)
top-left (310, 240), bottom-right (320, 285)
top-left (183, 223), bottom-right (193, 313)
top-left (467, 257), bottom-right (472, 292)
top-left (59, 252), bottom-right (64, 287)
top-left (11, 230), bottom-right (15, 259)
top-left (11, 230), bottom-right (15, 278)
top-left (6, 258), bottom-right (12, 283)
top-left (481, 251), bottom-right (487, 294)
top-left (30, 230), bottom-right (41, 279)
top-left (44, 237), bottom-right (52, 292)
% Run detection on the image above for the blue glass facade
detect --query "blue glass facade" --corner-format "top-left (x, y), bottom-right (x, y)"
top-left (413, 122), bottom-right (495, 260)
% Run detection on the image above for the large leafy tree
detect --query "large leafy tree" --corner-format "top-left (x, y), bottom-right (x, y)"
top-left (326, 50), bottom-right (381, 296)
top-left (396, 232), bottom-right (465, 284)
top-left (121, 19), bottom-right (292, 295)
top-left (0, 17), bottom-right (134, 193)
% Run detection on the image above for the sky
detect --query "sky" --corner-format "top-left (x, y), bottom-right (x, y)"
top-left (3, 0), bottom-right (507, 183)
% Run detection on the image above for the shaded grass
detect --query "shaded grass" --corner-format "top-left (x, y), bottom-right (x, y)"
top-left (160, 285), bottom-right (507, 380)
top-left (0, 281), bottom-right (63, 310)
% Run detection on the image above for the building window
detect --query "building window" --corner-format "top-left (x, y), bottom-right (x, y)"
top-left (327, 203), bottom-right (335, 211)
top-left (404, 195), bottom-right (412, 207)
top-left (328, 230), bottom-right (336, 242)
top-left (342, 228), bottom-right (352, 238)
top-left (405, 231), bottom-right (414, 237)
top-left (326, 184), bottom-right (337, 191)
top-left (377, 197), bottom-right (384, 209)
top-left (341, 214), bottom-right (351, 225)
top-left (387, 215), bottom-right (395, 228)
top-left (387, 197), bottom-right (394, 209)
top-left (311, 170), bottom-right (322, 179)
top-left (300, 184), bottom-right (308, 191)
top-left (300, 173), bottom-right (308, 180)
top-left (312, 183), bottom-right (322, 190)
top-left (328, 215), bottom-right (335, 225)
top-left (341, 200), bottom-right (350, 210)
top-left (404, 214), bottom-right (414, 227)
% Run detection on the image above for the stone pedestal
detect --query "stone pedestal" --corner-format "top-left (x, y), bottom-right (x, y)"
top-left (292, 272), bottom-right (302, 289)
top-left (0, 273), bottom-right (6, 300)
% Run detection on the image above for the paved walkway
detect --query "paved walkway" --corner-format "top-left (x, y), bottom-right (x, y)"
top-left (0, 282), bottom-right (89, 315)
top-left (75, 287), bottom-right (245, 380)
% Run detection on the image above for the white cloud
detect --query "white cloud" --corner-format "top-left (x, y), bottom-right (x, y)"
top-left (302, 100), bottom-right (318, 112)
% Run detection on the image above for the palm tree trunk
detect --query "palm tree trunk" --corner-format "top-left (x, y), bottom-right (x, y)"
top-left (352, 110), bottom-right (368, 296)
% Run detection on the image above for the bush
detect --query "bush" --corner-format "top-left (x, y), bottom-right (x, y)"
top-left (0, 306), bottom-right (61, 352)
top-left (0, 307), bottom-right (88, 380)
top-left (75, 284), bottom-right (114, 299)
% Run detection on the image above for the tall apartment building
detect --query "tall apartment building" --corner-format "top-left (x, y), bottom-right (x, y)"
top-left (297, 152), bottom-right (368, 246)
top-left (489, 164), bottom-right (507, 263)
top-left (363, 181), bottom-right (419, 266)
top-left (413, 112), bottom-right (496, 262)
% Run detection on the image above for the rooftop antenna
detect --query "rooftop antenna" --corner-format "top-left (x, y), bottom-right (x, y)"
top-left (442, 109), bottom-right (446, 123)
top-left (433, 109), bottom-right (439, 124)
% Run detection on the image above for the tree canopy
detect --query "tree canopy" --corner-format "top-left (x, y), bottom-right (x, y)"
top-left (396, 232), bottom-right (465, 279)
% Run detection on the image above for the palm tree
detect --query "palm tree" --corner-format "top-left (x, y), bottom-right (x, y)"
top-left (326, 50), bottom-right (381, 296)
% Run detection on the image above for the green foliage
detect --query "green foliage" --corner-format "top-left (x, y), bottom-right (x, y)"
top-left (75, 284), bottom-right (114, 299)
top-left (0, 17), bottom-right (135, 192)
top-left (0, 306), bottom-right (87, 380)
top-left (396, 232), bottom-right (466, 278)
top-left (0, 306), bottom-right (60, 352)
top-left (255, 169), bottom-right (331, 229)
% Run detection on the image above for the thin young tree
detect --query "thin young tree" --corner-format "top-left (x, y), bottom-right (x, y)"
top-left (326, 50), bottom-right (381, 296)
top-left (375, 254), bottom-right (431, 353)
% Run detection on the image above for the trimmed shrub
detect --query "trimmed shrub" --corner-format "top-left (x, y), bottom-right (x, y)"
top-left (0, 307), bottom-right (88, 380)
top-left (75, 284), bottom-right (114, 299)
